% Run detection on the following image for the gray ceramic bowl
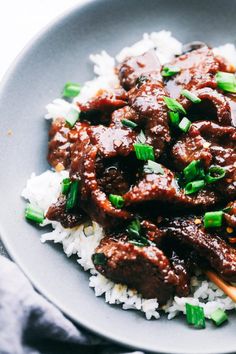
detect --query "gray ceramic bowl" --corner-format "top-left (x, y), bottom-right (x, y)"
top-left (0, 0), bottom-right (236, 353)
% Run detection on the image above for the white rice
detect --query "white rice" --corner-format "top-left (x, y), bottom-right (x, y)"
top-left (22, 31), bottom-right (236, 320)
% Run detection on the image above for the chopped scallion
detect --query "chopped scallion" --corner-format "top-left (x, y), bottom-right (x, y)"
top-left (144, 160), bottom-right (164, 175)
top-left (183, 160), bottom-right (204, 182)
top-left (61, 178), bottom-right (71, 195)
top-left (121, 119), bottom-right (138, 129)
top-left (161, 66), bottom-right (180, 77)
top-left (169, 111), bottom-right (180, 126)
top-left (179, 117), bottom-right (191, 133)
top-left (216, 72), bottom-right (236, 93)
top-left (127, 219), bottom-right (141, 238)
top-left (163, 97), bottom-right (187, 114)
top-left (62, 82), bottom-right (81, 98)
top-left (205, 166), bottom-right (226, 184)
top-left (211, 308), bottom-right (228, 326)
top-left (181, 89), bottom-right (201, 103)
top-left (25, 203), bottom-right (44, 224)
top-left (184, 180), bottom-right (205, 195)
top-left (186, 303), bottom-right (205, 329)
top-left (133, 143), bottom-right (155, 161)
top-left (204, 211), bottom-right (223, 228)
top-left (92, 253), bottom-right (107, 266)
top-left (66, 108), bottom-right (80, 128)
top-left (66, 180), bottom-right (79, 211)
top-left (109, 194), bottom-right (125, 209)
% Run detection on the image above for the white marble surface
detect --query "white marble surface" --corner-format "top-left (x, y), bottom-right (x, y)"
top-left (0, 0), bottom-right (84, 256)
top-left (0, 0), bottom-right (83, 81)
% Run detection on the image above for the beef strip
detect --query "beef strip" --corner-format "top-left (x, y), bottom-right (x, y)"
top-left (46, 195), bottom-right (86, 228)
top-left (93, 233), bottom-right (190, 304)
top-left (161, 217), bottom-right (236, 283)
top-left (119, 50), bottom-right (171, 159)
top-left (118, 49), bottom-right (162, 90)
top-left (124, 166), bottom-right (220, 212)
top-left (165, 46), bottom-right (227, 99)
top-left (172, 121), bottom-right (236, 199)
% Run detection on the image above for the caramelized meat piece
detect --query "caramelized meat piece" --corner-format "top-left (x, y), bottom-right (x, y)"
top-left (162, 217), bottom-right (236, 283)
top-left (77, 90), bottom-right (127, 125)
top-left (48, 119), bottom-right (90, 169)
top-left (118, 49), bottom-right (162, 90)
top-left (172, 121), bottom-right (236, 199)
top-left (224, 201), bottom-right (236, 228)
top-left (46, 196), bottom-right (86, 228)
top-left (93, 234), bottom-right (190, 304)
top-left (181, 87), bottom-right (232, 126)
top-left (118, 50), bottom-right (171, 158)
top-left (165, 46), bottom-right (222, 99)
top-left (124, 167), bottom-right (220, 211)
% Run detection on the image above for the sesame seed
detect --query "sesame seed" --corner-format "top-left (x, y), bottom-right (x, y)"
top-left (194, 218), bottom-right (202, 225)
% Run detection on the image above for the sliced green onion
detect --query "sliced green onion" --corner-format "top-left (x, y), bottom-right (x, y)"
top-left (66, 180), bottom-right (79, 211)
top-left (61, 178), bottom-right (71, 195)
top-left (181, 89), bottom-right (201, 103)
top-left (66, 107), bottom-right (80, 128)
top-left (161, 66), bottom-right (180, 77)
top-left (109, 194), bottom-right (125, 209)
top-left (184, 180), bottom-right (205, 195)
top-left (216, 72), bottom-right (236, 93)
top-left (183, 160), bottom-right (204, 182)
top-left (127, 219), bottom-right (141, 238)
top-left (62, 82), bottom-right (81, 98)
top-left (129, 238), bottom-right (149, 247)
top-left (186, 303), bottom-right (205, 329)
top-left (136, 130), bottom-right (146, 144)
top-left (211, 308), bottom-right (228, 326)
top-left (169, 111), bottom-right (180, 126)
top-left (179, 117), bottom-right (191, 133)
top-left (204, 211), bottom-right (223, 228)
top-left (121, 119), bottom-right (138, 129)
top-left (144, 160), bottom-right (164, 175)
top-left (92, 253), bottom-right (107, 266)
top-left (205, 166), bottom-right (226, 184)
top-left (163, 97), bottom-right (187, 114)
top-left (133, 143), bottom-right (155, 161)
top-left (223, 206), bottom-right (232, 213)
top-left (25, 203), bottom-right (44, 224)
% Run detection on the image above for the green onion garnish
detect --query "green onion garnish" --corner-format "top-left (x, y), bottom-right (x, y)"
top-left (144, 160), bottom-right (164, 175)
top-left (66, 180), bottom-right (79, 211)
top-left (216, 72), bottom-right (236, 93)
top-left (211, 308), bottom-right (228, 326)
top-left (61, 178), bottom-right (71, 195)
top-left (204, 211), bottom-right (223, 228)
top-left (179, 117), bottom-right (191, 133)
top-left (121, 119), bottom-right (138, 129)
top-left (127, 219), bottom-right (141, 238)
top-left (66, 108), bottom-right (80, 128)
top-left (205, 166), bottom-right (226, 184)
top-left (136, 130), bottom-right (146, 144)
top-left (109, 194), bottom-right (125, 209)
top-left (163, 97), bottom-right (187, 114)
top-left (25, 203), bottom-right (44, 224)
top-left (92, 253), bottom-right (107, 266)
top-left (181, 89), bottom-right (201, 103)
top-left (183, 160), bottom-right (204, 182)
top-left (161, 66), bottom-right (180, 77)
top-left (127, 219), bottom-right (150, 246)
top-left (134, 143), bottom-right (155, 161)
top-left (62, 82), bottom-right (81, 98)
top-left (184, 180), bottom-right (205, 195)
top-left (169, 111), bottom-right (180, 126)
top-left (186, 303), bottom-right (205, 329)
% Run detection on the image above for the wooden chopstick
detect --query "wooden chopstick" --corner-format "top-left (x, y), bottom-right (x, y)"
top-left (206, 270), bottom-right (236, 302)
